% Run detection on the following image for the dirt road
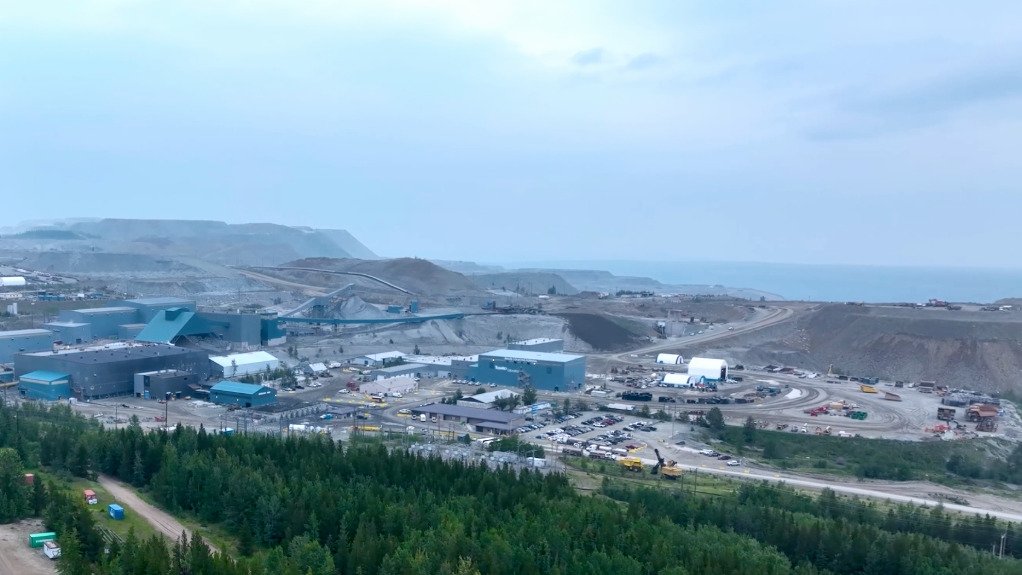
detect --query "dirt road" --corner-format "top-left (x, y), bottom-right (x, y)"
top-left (0, 519), bottom-right (57, 575)
top-left (98, 475), bottom-right (218, 553)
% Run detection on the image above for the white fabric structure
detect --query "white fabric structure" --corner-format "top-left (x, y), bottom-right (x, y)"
top-left (656, 353), bottom-right (683, 365)
top-left (687, 357), bottom-right (728, 381)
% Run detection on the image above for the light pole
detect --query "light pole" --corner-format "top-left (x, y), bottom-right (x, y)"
top-left (164, 392), bottom-right (171, 429)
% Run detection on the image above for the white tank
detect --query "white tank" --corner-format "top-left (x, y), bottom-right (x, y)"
top-left (0, 277), bottom-right (26, 287)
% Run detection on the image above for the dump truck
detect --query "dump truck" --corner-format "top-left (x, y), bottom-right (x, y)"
top-left (619, 456), bottom-right (643, 472)
top-left (859, 385), bottom-right (877, 394)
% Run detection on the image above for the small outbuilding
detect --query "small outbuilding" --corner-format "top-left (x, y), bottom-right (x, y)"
top-left (18, 371), bottom-right (72, 400)
top-left (108, 503), bottom-right (124, 520)
top-left (209, 381), bottom-right (277, 408)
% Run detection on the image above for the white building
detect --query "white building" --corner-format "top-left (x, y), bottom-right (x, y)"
top-left (209, 351), bottom-right (281, 378)
top-left (656, 353), bottom-right (684, 365)
top-left (360, 377), bottom-right (417, 396)
top-left (687, 357), bottom-right (728, 382)
top-left (456, 389), bottom-right (518, 409)
top-left (661, 373), bottom-right (691, 388)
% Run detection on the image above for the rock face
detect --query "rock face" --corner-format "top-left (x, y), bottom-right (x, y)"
top-left (729, 304), bottom-right (1022, 393)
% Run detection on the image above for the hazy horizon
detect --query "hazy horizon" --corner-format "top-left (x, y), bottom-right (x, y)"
top-left (3, 2), bottom-right (1021, 268)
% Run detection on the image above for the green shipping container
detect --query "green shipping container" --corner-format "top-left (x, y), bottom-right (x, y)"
top-left (29, 532), bottom-right (57, 548)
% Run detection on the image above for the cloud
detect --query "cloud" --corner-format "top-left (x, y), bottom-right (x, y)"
top-left (808, 61), bottom-right (1022, 140)
top-left (625, 52), bottom-right (661, 70)
top-left (571, 47), bottom-right (605, 66)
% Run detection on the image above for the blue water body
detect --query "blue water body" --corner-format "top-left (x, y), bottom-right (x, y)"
top-left (505, 260), bottom-right (1022, 303)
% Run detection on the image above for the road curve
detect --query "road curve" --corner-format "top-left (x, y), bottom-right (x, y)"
top-left (247, 266), bottom-right (415, 295)
top-left (98, 475), bottom-right (219, 553)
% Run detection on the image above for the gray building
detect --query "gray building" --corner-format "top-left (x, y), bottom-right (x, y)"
top-left (409, 403), bottom-right (526, 435)
top-left (58, 307), bottom-right (138, 338)
top-left (199, 312), bottom-right (263, 347)
top-left (508, 338), bottom-right (564, 353)
top-left (42, 322), bottom-right (92, 345)
top-left (370, 363), bottom-right (429, 380)
top-left (133, 369), bottom-right (199, 399)
top-left (15, 343), bottom-right (210, 398)
top-left (0, 329), bottom-right (54, 363)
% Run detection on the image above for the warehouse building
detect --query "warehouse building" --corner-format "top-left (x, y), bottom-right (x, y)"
top-left (133, 369), bottom-right (200, 399)
top-left (43, 322), bottom-right (93, 345)
top-left (508, 338), bottom-right (564, 353)
top-left (18, 371), bottom-right (72, 401)
top-left (370, 363), bottom-right (428, 380)
top-left (687, 357), bottom-right (728, 382)
top-left (197, 311), bottom-right (263, 347)
top-left (14, 342), bottom-right (210, 398)
top-left (0, 329), bottom-right (54, 363)
top-left (209, 381), bottom-right (277, 407)
top-left (58, 307), bottom-right (138, 338)
top-left (470, 349), bottom-right (586, 391)
top-left (209, 351), bottom-right (280, 378)
top-left (360, 377), bottom-right (417, 396)
top-left (409, 403), bottom-right (526, 435)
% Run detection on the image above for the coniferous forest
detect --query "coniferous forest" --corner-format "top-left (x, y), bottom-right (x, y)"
top-left (0, 402), bottom-right (1019, 575)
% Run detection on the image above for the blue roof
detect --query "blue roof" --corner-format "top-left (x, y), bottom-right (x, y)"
top-left (211, 381), bottom-right (270, 395)
top-left (135, 308), bottom-right (212, 344)
top-left (20, 371), bottom-right (71, 383)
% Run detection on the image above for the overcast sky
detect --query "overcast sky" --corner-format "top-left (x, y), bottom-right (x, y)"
top-left (2, 2), bottom-right (1020, 267)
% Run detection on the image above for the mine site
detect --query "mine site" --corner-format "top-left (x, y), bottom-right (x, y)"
top-left (2, 218), bottom-right (1022, 571)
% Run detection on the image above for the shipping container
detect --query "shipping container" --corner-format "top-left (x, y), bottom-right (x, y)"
top-left (29, 532), bottom-right (56, 548)
top-left (43, 540), bottom-right (61, 559)
top-left (108, 503), bottom-right (125, 520)
top-left (83, 489), bottom-right (98, 505)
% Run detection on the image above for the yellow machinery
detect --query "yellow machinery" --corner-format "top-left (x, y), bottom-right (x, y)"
top-left (619, 456), bottom-right (644, 472)
top-left (859, 384), bottom-right (877, 393)
top-left (652, 448), bottom-right (682, 480)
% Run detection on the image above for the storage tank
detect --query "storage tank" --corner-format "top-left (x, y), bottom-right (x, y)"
top-left (0, 277), bottom-right (26, 287)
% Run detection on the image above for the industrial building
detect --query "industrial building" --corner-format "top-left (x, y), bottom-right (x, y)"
top-left (14, 342), bottom-right (210, 398)
top-left (360, 377), bottom-right (417, 396)
top-left (43, 322), bottom-right (92, 345)
top-left (409, 403), bottom-right (526, 435)
top-left (209, 351), bottom-right (280, 378)
top-left (18, 371), bottom-right (72, 401)
top-left (656, 353), bottom-right (684, 365)
top-left (469, 349), bottom-right (586, 391)
top-left (508, 338), bottom-right (564, 353)
top-left (58, 307), bottom-right (138, 338)
top-left (370, 363), bottom-right (428, 380)
top-left (456, 389), bottom-right (518, 409)
top-left (133, 369), bottom-right (200, 399)
top-left (661, 373), bottom-right (692, 388)
top-left (121, 297), bottom-right (197, 322)
top-left (687, 357), bottom-right (728, 382)
top-left (352, 351), bottom-right (406, 367)
top-left (0, 329), bottom-right (54, 363)
top-left (209, 381), bottom-right (277, 407)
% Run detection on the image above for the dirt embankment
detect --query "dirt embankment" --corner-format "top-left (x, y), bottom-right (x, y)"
top-left (286, 257), bottom-right (482, 295)
top-left (555, 313), bottom-right (646, 351)
top-left (720, 304), bottom-right (1022, 393)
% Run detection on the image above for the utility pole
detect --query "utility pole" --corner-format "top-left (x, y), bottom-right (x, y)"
top-left (164, 392), bottom-right (170, 429)
top-left (1000, 532), bottom-right (1007, 558)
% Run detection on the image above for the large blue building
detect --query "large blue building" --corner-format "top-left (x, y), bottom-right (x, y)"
top-left (470, 349), bottom-right (586, 391)
top-left (0, 329), bottom-right (54, 363)
top-left (18, 371), bottom-right (71, 400)
top-left (209, 381), bottom-right (277, 408)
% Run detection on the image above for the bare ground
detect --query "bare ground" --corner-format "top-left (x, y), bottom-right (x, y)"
top-left (0, 519), bottom-right (57, 575)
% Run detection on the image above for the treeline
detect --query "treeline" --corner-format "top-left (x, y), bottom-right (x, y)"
top-left (707, 410), bottom-right (1022, 483)
top-left (2, 402), bottom-right (1021, 574)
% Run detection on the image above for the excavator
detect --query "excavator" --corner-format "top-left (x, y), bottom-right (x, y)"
top-left (651, 448), bottom-right (682, 480)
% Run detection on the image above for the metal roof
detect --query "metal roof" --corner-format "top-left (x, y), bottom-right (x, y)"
top-left (512, 338), bottom-right (561, 345)
top-left (42, 322), bottom-right (90, 328)
top-left (210, 381), bottom-right (272, 395)
top-left (0, 329), bottom-right (52, 338)
top-left (20, 370), bottom-right (71, 383)
top-left (20, 343), bottom-right (198, 364)
top-left (124, 297), bottom-right (195, 306)
top-left (465, 389), bottom-right (518, 403)
top-left (362, 351), bottom-right (406, 361)
top-left (69, 306), bottom-right (136, 315)
top-left (410, 402), bottom-right (522, 423)
top-left (209, 351), bottom-right (279, 368)
top-left (372, 363), bottom-right (426, 373)
top-left (689, 357), bottom-right (728, 369)
top-left (480, 348), bottom-right (584, 363)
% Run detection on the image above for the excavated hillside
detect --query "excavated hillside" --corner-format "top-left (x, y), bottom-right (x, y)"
top-left (721, 304), bottom-right (1022, 393)
top-left (285, 257), bottom-right (482, 295)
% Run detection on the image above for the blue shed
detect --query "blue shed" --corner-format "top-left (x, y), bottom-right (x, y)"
top-left (209, 381), bottom-right (277, 408)
top-left (18, 371), bottom-right (72, 401)
top-left (108, 503), bottom-right (124, 520)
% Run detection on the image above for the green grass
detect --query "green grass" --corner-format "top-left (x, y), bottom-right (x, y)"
top-left (34, 472), bottom-right (159, 543)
